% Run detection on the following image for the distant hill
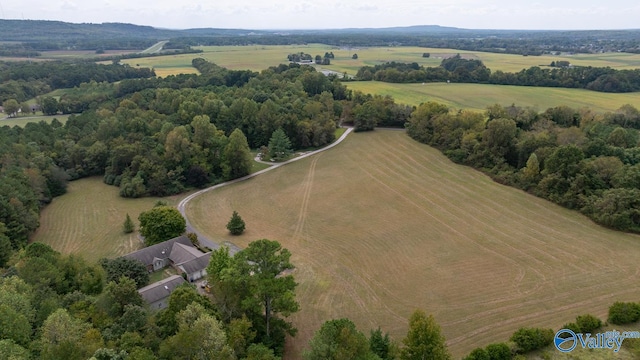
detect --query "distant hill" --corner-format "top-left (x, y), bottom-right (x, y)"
top-left (1, 19), bottom-right (640, 54)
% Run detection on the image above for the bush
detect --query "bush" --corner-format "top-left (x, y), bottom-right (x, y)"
top-left (510, 327), bottom-right (554, 353)
top-left (575, 314), bottom-right (603, 333)
top-left (608, 301), bottom-right (640, 324)
top-left (560, 322), bottom-right (581, 336)
top-left (485, 343), bottom-right (512, 360)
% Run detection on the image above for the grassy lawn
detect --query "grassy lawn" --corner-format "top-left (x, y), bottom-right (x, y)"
top-left (345, 81), bottom-right (640, 113)
top-left (32, 177), bottom-right (182, 263)
top-left (148, 267), bottom-right (179, 284)
top-left (0, 114), bottom-right (71, 128)
top-left (185, 130), bottom-right (640, 359)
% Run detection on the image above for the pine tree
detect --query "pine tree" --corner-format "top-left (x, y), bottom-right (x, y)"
top-left (123, 213), bottom-right (134, 234)
top-left (226, 211), bottom-right (246, 235)
top-left (268, 128), bottom-right (293, 162)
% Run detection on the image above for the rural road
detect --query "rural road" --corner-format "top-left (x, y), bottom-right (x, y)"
top-left (177, 127), bottom-right (354, 254)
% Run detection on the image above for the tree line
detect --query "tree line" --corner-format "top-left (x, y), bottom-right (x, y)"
top-left (405, 102), bottom-right (640, 233)
top-left (0, 61), bottom-right (155, 103)
top-left (355, 56), bottom-right (640, 93)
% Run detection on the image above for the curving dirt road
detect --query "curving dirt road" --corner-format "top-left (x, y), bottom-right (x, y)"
top-left (176, 127), bottom-right (353, 254)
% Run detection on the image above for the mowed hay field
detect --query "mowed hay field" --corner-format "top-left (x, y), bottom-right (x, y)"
top-left (346, 82), bottom-right (640, 113)
top-left (32, 177), bottom-right (178, 263)
top-left (118, 44), bottom-right (640, 76)
top-left (186, 130), bottom-right (640, 358)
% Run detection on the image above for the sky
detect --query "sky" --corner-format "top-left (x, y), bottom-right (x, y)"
top-left (1, 0), bottom-right (639, 30)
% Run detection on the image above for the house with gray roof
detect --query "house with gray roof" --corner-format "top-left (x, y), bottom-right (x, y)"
top-left (138, 275), bottom-right (186, 310)
top-left (123, 235), bottom-right (211, 282)
top-left (123, 235), bottom-right (213, 308)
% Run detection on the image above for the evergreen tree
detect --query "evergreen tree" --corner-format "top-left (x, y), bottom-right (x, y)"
top-left (268, 128), bottom-right (293, 162)
top-left (226, 211), bottom-right (246, 235)
top-left (123, 213), bottom-right (134, 234)
top-left (401, 310), bottom-right (450, 360)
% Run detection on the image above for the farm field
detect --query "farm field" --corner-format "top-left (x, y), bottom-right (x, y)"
top-left (116, 44), bottom-right (640, 77)
top-left (185, 130), bottom-right (640, 359)
top-left (0, 114), bottom-right (70, 128)
top-left (345, 81), bottom-right (640, 112)
top-left (31, 177), bottom-right (178, 263)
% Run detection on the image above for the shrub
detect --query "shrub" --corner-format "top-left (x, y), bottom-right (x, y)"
top-left (608, 302), bottom-right (640, 324)
top-left (575, 314), bottom-right (603, 333)
top-left (560, 322), bottom-right (581, 336)
top-left (485, 343), bottom-right (512, 360)
top-left (510, 327), bottom-right (554, 353)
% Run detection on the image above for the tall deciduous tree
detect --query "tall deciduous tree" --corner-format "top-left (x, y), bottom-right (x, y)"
top-left (222, 128), bottom-right (253, 180)
top-left (304, 318), bottom-right (377, 360)
top-left (2, 99), bottom-right (19, 117)
top-left (268, 128), bottom-right (293, 161)
top-left (138, 206), bottom-right (186, 245)
top-left (400, 310), bottom-right (450, 360)
top-left (99, 257), bottom-right (149, 289)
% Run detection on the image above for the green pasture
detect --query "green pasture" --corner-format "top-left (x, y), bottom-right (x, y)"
top-left (345, 81), bottom-right (640, 113)
top-left (32, 177), bottom-right (180, 263)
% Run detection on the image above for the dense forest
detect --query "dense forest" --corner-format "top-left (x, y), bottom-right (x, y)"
top-left (0, 61), bottom-right (155, 103)
top-left (355, 56), bottom-right (640, 93)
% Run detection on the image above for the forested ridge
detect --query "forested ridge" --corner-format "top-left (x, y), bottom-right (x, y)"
top-left (3, 19), bottom-right (640, 56)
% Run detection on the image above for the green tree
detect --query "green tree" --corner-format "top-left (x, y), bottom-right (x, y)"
top-left (0, 304), bottom-right (31, 346)
top-left (352, 53), bottom-right (359, 59)
top-left (138, 206), bottom-right (186, 245)
top-left (246, 343), bottom-right (280, 360)
top-left (305, 318), bottom-right (378, 360)
top-left (510, 327), bottom-right (554, 353)
top-left (2, 99), bottom-right (19, 117)
top-left (98, 277), bottom-right (144, 318)
top-left (99, 257), bottom-right (149, 289)
top-left (0, 223), bottom-right (12, 267)
top-left (400, 310), bottom-right (450, 360)
top-left (222, 128), bottom-right (253, 180)
top-left (370, 327), bottom-right (394, 360)
top-left (123, 213), bottom-right (135, 234)
top-left (159, 303), bottom-right (234, 360)
top-left (227, 210), bottom-right (246, 235)
top-left (226, 239), bottom-right (299, 350)
top-left (0, 339), bottom-right (31, 359)
top-left (40, 96), bottom-right (59, 115)
top-left (268, 128), bottom-right (293, 162)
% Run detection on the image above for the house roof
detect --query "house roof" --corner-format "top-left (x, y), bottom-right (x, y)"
top-left (137, 275), bottom-right (185, 304)
top-left (123, 235), bottom-right (192, 266)
top-left (178, 252), bottom-right (212, 275)
top-left (171, 242), bottom-right (205, 265)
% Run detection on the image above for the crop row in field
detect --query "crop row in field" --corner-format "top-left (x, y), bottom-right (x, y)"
top-left (185, 130), bottom-right (640, 358)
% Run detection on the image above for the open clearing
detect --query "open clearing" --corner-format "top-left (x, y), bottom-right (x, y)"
top-left (186, 130), bottom-right (640, 358)
top-left (0, 114), bottom-right (70, 128)
top-left (345, 81), bottom-right (640, 112)
top-left (115, 44), bottom-right (640, 77)
top-left (32, 177), bottom-right (178, 263)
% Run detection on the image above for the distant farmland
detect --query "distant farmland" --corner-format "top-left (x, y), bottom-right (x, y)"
top-left (345, 81), bottom-right (640, 113)
top-left (186, 130), bottom-right (640, 358)
top-left (117, 44), bottom-right (640, 77)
